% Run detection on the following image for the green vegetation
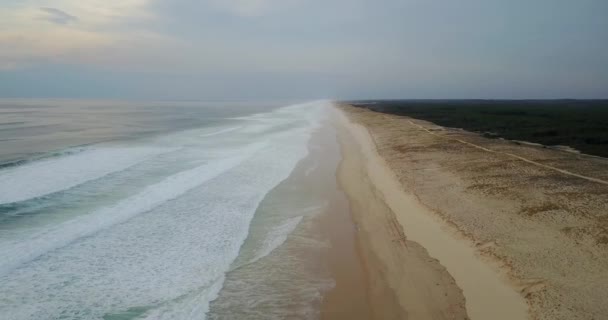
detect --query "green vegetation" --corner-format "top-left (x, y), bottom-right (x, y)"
top-left (347, 100), bottom-right (608, 158)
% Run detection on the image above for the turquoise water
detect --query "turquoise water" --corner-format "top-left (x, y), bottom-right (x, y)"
top-left (0, 100), bottom-right (333, 319)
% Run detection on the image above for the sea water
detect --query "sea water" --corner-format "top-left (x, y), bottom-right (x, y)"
top-left (0, 99), bottom-right (335, 319)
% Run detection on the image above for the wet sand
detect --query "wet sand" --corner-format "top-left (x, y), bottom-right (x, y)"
top-left (318, 179), bottom-right (373, 320)
top-left (208, 117), bottom-right (373, 319)
top-left (310, 121), bottom-right (374, 320)
top-left (208, 116), bottom-right (383, 319)
top-left (323, 106), bottom-right (480, 320)
top-left (335, 122), bottom-right (470, 320)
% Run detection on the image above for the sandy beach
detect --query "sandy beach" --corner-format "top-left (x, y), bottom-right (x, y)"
top-left (335, 116), bottom-right (469, 320)
top-left (332, 103), bottom-right (608, 320)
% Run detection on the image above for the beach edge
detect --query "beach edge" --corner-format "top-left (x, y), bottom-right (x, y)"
top-left (332, 103), bottom-right (529, 320)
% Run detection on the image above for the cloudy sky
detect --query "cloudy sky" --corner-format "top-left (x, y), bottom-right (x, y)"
top-left (0, 0), bottom-right (606, 99)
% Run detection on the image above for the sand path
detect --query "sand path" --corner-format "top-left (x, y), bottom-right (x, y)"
top-left (405, 118), bottom-right (608, 186)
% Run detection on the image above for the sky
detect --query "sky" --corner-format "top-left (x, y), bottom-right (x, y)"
top-left (0, 0), bottom-right (607, 99)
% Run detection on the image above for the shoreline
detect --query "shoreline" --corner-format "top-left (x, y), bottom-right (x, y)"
top-left (319, 181), bottom-right (373, 320)
top-left (208, 111), bottom-right (367, 319)
top-left (314, 121), bottom-right (374, 320)
top-left (332, 105), bottom-right (529, 319)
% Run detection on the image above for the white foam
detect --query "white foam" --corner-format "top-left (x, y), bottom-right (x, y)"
top-left (249, 204), bottom-right (326, 265)
top-left (0, 142), bottom-right (264, 276)
top-left (304, 159), bottom-right (318, 177)
top-left (142, 276), bottom-right (225, 320)
top-left (199, 126), bottom-right (243, 138)
top-left (0, 101), bottom-right (330, 320)
top-left (251, 216), bottom-right (304, 263)
top-left (0, 130), bottom-right (312, 319)
top-left (0, 146), bottom-right (169, 205)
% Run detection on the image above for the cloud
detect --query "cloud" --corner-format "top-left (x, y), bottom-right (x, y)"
top-left (0, 28), bottom-right (115, 70)
top-left (39, 7), bottom-right (78, 25)
top-left (208, 0), bottom-right (301, 17)
top-left (0, 0), bottom-right (156, 69)
top-left (1, 0), bottom-right (606, 98)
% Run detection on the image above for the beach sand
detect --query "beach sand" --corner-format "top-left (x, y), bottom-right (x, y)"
top-left (319, 181), bottom-right (373, 320)
top-left (335, 103), bottom-right (608, 320)
top-left (335, 119), bottom-right (469, 320)
top-left (318, 108), bottom-right (466, 320)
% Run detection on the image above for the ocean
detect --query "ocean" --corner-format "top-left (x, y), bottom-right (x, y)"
top-left (0, 99), bottom-right (341, 319)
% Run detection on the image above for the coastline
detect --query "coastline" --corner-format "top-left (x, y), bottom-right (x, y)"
top-left (335, 116), bottom-right (468, 320)
top-left (208, 110), bottom-right (375, 319)
top-left (335, 103), bottom-right (608, 320)
top-left (333, 104), bottom-right (528, 319)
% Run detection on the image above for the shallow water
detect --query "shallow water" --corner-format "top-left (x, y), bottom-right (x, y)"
top-left (0, 99), bottom-right (334, 319)
top-left (208, 120), bottom-right (345, 320)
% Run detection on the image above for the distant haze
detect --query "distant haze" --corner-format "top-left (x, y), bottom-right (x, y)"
top-left (1, 0), bottom-right (607, 99)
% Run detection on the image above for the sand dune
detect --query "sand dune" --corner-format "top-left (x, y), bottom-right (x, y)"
top-left (336, 103), bottom-right (608, 320)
